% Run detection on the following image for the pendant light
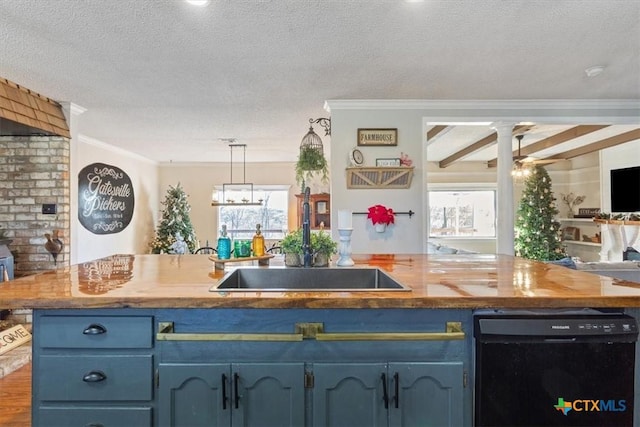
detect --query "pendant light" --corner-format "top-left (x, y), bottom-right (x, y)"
top-left (211, 141), bottom-right (263, 207)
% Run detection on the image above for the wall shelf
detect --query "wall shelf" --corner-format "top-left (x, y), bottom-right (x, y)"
top-left (558, 217), bottom-right (598, 223)
top-left (346, 167), bottom-right (414, 189)
top-left (563, 240), bottom-right (601, 247)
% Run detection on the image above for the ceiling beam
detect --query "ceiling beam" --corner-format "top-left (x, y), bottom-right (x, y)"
top-left (542, 128), bottom-right (640, 161)
top-left (487, 125), bottom-right (609, 168)
top-left (426, 125), bottom-right (448, 141)
top-left (438, 125), bottom-right (533, 168)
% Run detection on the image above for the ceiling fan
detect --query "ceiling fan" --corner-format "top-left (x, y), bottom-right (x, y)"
top-left (513, 134), bottom-right (559, 167)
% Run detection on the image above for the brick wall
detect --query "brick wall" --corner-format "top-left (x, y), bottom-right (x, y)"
top-left (0, 135), bottom-right (70, 277)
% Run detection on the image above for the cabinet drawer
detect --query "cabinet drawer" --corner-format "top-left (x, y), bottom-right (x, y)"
top-left (38, 406), bottom-right (152, 427)
top-left (39, 355), bottom-right (153, 401)
top-left (38, 315), bottom-right (152, 349)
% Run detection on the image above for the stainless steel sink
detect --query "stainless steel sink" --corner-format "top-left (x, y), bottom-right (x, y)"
top-left (211, 267), bottom-right (410, 292)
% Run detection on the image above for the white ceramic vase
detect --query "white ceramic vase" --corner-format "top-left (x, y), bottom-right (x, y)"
top-left (375, 223), bottom-right (387, 233)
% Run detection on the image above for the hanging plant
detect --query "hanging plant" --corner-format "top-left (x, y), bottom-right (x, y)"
top-left (295, 146), bottom-right (329, 189)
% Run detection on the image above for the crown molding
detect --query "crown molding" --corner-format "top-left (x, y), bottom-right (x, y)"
top-left (324, 99), bottom-right (640, 125)
top-left (78, 134), bottom-right (157, 164)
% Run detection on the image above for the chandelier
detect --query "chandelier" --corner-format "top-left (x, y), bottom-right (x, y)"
top-left (511, 134), bottom-right (531, 179)
top-left (211, 141), bottom-right (263, 207)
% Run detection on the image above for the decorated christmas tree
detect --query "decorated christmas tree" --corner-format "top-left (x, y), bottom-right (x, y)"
top-left (149, 183), bottom-right (198, 254)
top-left (514, 165), bottom-right (566, 261)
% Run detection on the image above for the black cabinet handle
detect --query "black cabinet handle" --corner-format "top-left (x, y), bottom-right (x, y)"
top-left (393, 372), bottom-right (399, 408)
top-left (83, 324), bottom-right (107, 335)
top-left (222, 374), bottom-right (228, 410)
top-left (234, 372), bottom-right (240, 409)
top-left (85, 424), bottom-right (104, 427)
top-left (381, 373), bottom-right (389, 409)
top-left (82, 371), bottom-right (107, 382)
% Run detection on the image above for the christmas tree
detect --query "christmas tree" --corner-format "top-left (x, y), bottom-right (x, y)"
top-left (149, 183), bottom-right (198, 254)
top-left (514, 165), bottom-right (566, 261)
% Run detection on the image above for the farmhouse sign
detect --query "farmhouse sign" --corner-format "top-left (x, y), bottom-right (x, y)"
top-left (0, 324), bottom-right (31, 356)
top-left (78, 163), bottom-right (135, 234)
top-left (357, 128), bottom-right (398, 146)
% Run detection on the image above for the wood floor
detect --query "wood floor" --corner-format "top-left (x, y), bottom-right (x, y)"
top-left (0, 362), bottom-right (31, 426)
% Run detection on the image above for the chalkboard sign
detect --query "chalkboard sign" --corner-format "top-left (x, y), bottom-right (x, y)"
top-left (78, 163), bottom-right (134, 234)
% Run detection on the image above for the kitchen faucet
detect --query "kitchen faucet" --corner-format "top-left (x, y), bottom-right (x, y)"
top-left (302, 186), bottom-right (313, 267)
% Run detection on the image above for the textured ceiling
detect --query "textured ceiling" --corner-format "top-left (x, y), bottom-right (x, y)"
top-left (0, 0), bottom-right (638, 163)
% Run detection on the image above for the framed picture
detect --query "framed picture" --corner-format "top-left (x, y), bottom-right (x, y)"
top-left (316, 201), bottom-right (327, 214)
top-left (376, 158), bottom-right (401, 167)
top-left (562, 226), bottom-right (580, 241)
top-left (357, 128), bottom-right (398, 146)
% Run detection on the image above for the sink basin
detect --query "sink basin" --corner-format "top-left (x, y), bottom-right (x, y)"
top-left (211, 267), bottom-right (410, 292)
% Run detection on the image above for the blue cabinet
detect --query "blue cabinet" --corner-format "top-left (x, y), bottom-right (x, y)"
top-left (313, 362), bottom-right (463, 427)
top-left (32, 308), bottom-right (472, 426)
top-left (32, 311), bottom-right (154, 427)
top-left (157, 362), bottom-right (305, 427)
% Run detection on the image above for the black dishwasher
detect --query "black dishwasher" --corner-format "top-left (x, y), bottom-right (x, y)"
top-left (474, 309), bottom-right (638, 427)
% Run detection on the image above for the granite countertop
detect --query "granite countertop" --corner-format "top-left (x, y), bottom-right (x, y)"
top-left (2, 253), bottom-right (640, 309)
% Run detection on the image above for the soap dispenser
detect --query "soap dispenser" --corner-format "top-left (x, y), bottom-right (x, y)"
top-left (217, 224), bottom-right (232, 260)
top-left (252, 223), bottom-right (265, 257)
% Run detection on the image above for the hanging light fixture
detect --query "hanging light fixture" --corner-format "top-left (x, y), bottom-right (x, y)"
top-left (511, 134), bottom-right (531, 179)
top-left (211, 140), bottom-right (263, 207)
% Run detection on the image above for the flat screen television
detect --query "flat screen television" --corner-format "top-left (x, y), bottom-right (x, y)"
top-left (611, 166), bottom-right (640, 212)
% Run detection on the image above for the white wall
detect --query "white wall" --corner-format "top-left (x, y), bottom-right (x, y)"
top-left (71, 137), bottom-right (159, 262)
top-left (329, 109), bottom-right (426, 254)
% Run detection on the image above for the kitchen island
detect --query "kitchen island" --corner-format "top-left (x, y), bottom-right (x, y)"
top-left (1, 253), bottom-right (640, 427)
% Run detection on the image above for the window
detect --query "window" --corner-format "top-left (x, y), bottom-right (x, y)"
top-left (428, 190), bottom-right (496, 237)
top-left (216, 187), bottom-right (288, 240)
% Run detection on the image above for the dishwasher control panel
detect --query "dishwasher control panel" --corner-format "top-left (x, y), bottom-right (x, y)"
top-left (474, 311), bottom-right (638, 343)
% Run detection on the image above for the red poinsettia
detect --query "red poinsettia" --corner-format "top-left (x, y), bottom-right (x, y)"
top-left (367, 204), bottom-right (395, 226)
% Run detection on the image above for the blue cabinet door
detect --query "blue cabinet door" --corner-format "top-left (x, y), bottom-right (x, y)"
top-left (388, 362), bottom-right (463, 427)
top-left (158, 363), bottom-right (231, 427)
top-left (158, 363), bottom-right (304, 427)
top-left (231, 363), bottom-right (305, 427)
top-left (313, 363), bottom-right (388, 427)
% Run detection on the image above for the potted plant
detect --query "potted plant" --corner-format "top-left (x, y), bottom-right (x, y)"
top-left (367, 204), bottom-right (395, 232)
top-left (311, 230), bottom-right (338, 267)
top-left (280, 229), bottom-right (303, 267)
top-left (295, 146), bottom-right (329, 190)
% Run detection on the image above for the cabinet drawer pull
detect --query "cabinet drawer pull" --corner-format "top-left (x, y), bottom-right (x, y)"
top-left (82, 371), bottom-right (107, 382)
top-left (316, 322), bottom-right (464, 341)
top-left (83, 324), bottom-right (107, 335)
top-left (86, 424), bottom-right (104, 427)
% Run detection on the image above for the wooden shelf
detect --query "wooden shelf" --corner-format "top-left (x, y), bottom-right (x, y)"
top-left (558, 218), bottom-right (600, 223)
top-left (346, 167), bottom-right (414, 189)
top-left (594, 219), bottom-right (640, 225)
top-left (209, 254), bottom-right (274, 270)
top-left (563, 240), bottom-right (601, 247)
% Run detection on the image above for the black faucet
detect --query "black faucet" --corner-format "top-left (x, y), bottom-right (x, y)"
top-left (302, 186), bottom-right (313, 267)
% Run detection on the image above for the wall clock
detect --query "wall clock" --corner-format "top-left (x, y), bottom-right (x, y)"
top-left (350, 148), bottom-right (364, 166)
